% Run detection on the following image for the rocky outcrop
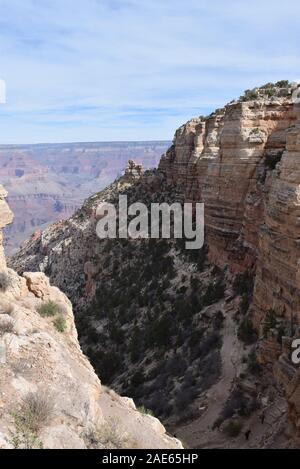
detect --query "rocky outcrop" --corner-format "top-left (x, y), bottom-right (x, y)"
top-left (124, 160), bottom-right (144, 182)
top-left (0, 189), bottom-right (182, 449)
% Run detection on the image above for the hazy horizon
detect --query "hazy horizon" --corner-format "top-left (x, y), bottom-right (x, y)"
top-left (0, 138), bottom-right (171, 146)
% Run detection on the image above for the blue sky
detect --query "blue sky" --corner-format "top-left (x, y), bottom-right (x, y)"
top-left (0, 0), bottom-right (300, 143)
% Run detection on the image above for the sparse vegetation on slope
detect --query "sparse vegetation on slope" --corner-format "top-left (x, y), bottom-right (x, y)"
top-left (37, 301), bottom-right (59, 317)
top-left (68, 175), bottom-right (226, 424)
top-left (0, 272), bottom-right (11, 292)
top-left (10, 391), bottom-right (53, 449)
top-left (239, 81), bottom-right (293, 102)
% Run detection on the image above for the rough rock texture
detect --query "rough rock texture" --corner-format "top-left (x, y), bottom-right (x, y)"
top-left (160, 98), bottom-right (297, 272)
top-left (252, 107), bottom-right (300, 330)
top-left (160, 94), bottom-right (300, 436)
top-left (10, 83), bottom-right (300, 445)
top-left (0, 190), bottom-right (182, 449)
top-left (0, 186), bottom-right (13, 270)
top-left (8, 168), bottom-right (295, 448)
top-left (124, 160), bottom-right (144, 182)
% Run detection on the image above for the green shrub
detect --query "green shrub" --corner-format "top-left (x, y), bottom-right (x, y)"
top-left (213, 311), bottom-right (225, 330)
top-left (240, 293), bottom-right (250, 314)
top-left (96, 351), bottom-right (122, 382)
top-left (145, 315), bottom-right (172, 347)
top-left (137, 405), bottom-right (154, 416)
top-left (265, 152), bottom-right (283, 170)
top-left (247, 350), bottom-right (262, 376)
top-left (266, 88), bottom-right (276, 97)
top-left (131, 370), bottom-right (145, 387)
top-left (188, 328), bottom-right (205, 348)
top-left (202, 280), bottom-right (225, 306)
top-left (20, 392), bottom-right (53, 433)
top-left (0, 272), bottom-right (10, 292)
top-left (53, 314), bottom-right (66, 333)
top-left (240, 89), bottom-right (259, 101)
top-left (260, 82), bottom-right (275, 90)
top-left (263, 309), bottom-right (278, 336)
top-left (223, 420), bottom-right (243, 438)
top-left (86, 419), bottom-right (136, 449)
top-left (37, 301), bottom-right (59, 317)
top-left (233, 270), bottom-right (254, 296)
top-left (220, 386), bottom-right (258, 423)
top-left (0, 317), bottom-right (14, 335)
top-left (238, 318), bottom-right (257, 345)
top-left (0, 301), bottom-right (14, 315)
top-left (275, 80), bottom-right (290, 88)
top-left (10, 391), bottom-right (53, 448)
top-left (202, 278), bottom-right (225, 306)
top-left (276, 324), bottom-right (286, 345)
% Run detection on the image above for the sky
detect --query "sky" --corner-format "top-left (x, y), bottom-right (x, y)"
top-left (0, 0), bottom-right (300, 144)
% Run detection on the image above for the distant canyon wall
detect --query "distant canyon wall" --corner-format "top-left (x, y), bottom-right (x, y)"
top-left (0, 141), bottom-right (169, 254)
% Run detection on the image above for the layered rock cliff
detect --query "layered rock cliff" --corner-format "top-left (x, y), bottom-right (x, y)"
top-left (159, 85), bottom-right (300, 436)
top-left (164, 86), bottom-right (300, 437)
top-left (160, 91), bottom-right (297, 270)
top-left (10, 82), bottom-right (300, 447)
top-left (0, 186), bottom-right (182, 449)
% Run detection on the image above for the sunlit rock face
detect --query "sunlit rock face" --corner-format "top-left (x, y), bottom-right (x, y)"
top-left (0, 185), bottom-right (13, 270)
top-left (160, 95), bottom-right (300, 436)
top-left (160, 98), bottom-right (297, 273)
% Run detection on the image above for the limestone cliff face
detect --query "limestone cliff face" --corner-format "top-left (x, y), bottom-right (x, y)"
top-left (0, 186), bottom-right (182, 449)
top-left (160, 98), bottom-right (300, 336)
top-left (253, 108), bottom-right (300, 329)
top-left (160, 98), bottom-right (297, 271)
top-left (160, 95), bottom-right (300, 434)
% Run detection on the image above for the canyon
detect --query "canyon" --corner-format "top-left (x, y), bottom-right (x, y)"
top-left (0, 185), bottom-right (182, 449)
top-left (9, 81), bottom-right (300, 448)
top-left (0, 141), bottom-right (168, 255)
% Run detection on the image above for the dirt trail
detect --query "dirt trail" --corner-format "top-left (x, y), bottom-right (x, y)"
top-left (176, 304), bottom-right (244, 448)
top-left (175, 305), bottom-right (290, 449)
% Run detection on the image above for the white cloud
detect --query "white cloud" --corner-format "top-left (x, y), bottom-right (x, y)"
top-left (0, 0), bottom-right (299, 142)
